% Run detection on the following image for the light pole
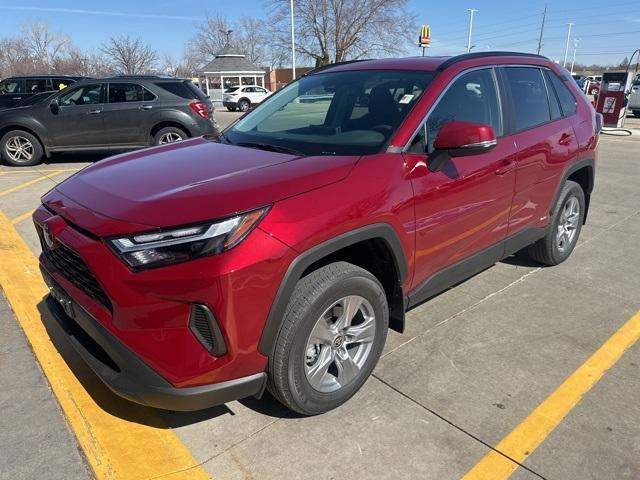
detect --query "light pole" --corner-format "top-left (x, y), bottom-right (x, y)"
top-left (466, 9), bottom-right (478, 54)
top-left (290, 0), bottom-right (296, 80)
top-left (563, 22), bottom-right (573, 67)
top-left (570, 38), bottom-right (579, 74)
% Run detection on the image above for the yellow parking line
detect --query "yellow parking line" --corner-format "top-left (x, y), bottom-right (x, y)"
top-left (11, 209), bottom-right (35, 225)
top-left (0, 210), bottom-right (209, 480)
top-left (463, 310), bottom-right (640, 480)
top-left (0, 167), bottom-right (80, 175)
top-left (0, 170), bottom-right (64, 198)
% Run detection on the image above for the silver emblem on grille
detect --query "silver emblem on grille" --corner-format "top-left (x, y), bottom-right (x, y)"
top-left (43, 223), bottom-right (55, 249)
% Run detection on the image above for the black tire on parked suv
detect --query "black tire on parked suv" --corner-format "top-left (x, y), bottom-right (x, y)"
top-left (268, 261), bottom-right (388, 415)
top-left (227, 106), bottom-right (237, 112)
top-left (238, 99), bottom-right (250, 112)
top-left (527, 180), bottom-right (585, 266)
top-left (152, 126), bottom-right (188, 146)
top-left (633, 110), bottom-right (640, 118)
top-left (0, 130), bottom-right (44, 166)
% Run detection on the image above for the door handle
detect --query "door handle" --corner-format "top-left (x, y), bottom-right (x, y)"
top-left (495, 160), bottom-right (516, 175)
top-left (139, 105), bottom-right (153, 110)
top-left (87, 109), bottom-right (102, 115)
top-left (12, 96), bottom-right (22, 100)
top-left (559, 133), bottom-right (573, 146)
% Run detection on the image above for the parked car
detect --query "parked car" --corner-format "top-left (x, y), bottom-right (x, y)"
top-left (587, 81), bottom-right (600, 96)
top-left (571, 74), bottom-right (586, 90)
top-left (34, 52), bottom-right (598, 415)
top-left (223, 85), bottom-right (271, 111)
top-left (587, 75), bottom-right (602, 82)
top-left (629, 80), bottom-right (640, 117)
top-left (0, 75), bottom-right (85, 109)
top-left (0, 76), bottom-right (218, 166)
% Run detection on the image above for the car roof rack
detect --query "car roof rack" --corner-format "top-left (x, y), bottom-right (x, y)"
top-left (303, 59), bottom-right (373, 77)
top-left (436, 51), bottom-right (549, 71)
top-left (102, 74), bottom-right (178, 79)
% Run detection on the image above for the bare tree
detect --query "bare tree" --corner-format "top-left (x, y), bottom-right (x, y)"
top-left (100, 35), bottom-right (158, 74)
top-left (163, 43), bottom-right (200, 78)
top-left (193, 15), bottom-right (234, 59)
top-left (269, 0), bottom-right (415, 66)
top-left (21, 21), bottom-right (70, 70)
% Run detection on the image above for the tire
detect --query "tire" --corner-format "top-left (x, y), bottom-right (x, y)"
top-left (527, 180), bottom-right (585, 266)
top-left (268, 261), bottom-right (388, 415)
top-left (152, 126), bottom-right (188, 146)
top-left (590, 88), bottom-right (599, 95)
top-left (0, 130), bottom-right (43, 166)
top-left (238, 99), bottom-right (250, 112)
top-left (633, 110), bottom-right (640, 118)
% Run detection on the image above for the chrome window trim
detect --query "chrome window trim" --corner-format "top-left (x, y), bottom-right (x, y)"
top-left (396, 65), bottom-right (504, 153)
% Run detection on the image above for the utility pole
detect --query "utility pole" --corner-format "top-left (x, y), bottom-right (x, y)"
top-left (563, 22), bottom-right (573, 67)
top-left (290, 0), bottom-right (296, 80)
top-left (537, 3), bottom-right (547, 55)
top-left (570, 38), bottom-right (579, 74)
top-left (466, 9), bottom-right (478, 54)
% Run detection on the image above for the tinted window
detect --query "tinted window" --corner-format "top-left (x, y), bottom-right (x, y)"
top-left (25, 78), bottom-right (49, 93)
top-left (108, 83), bottom-right (154, 103)
top-left (59, 84), bottom-right (102, 105)
top-left (0, 79), bottom-right (22, 94)
top-left (504, 67), bottom-right (550, 131)
top-left (225, 87), bottom-right (240, 93)
top-left (545, 70), bottom-right (577, 117)
top-left (544, 73), bottom-right (562, 120)
top-left (425, 68), bottom-right (502, 152)
top-left (156, 81), bottom-right (205, 101)
top-left (228, 70), bottom-right (435, 156)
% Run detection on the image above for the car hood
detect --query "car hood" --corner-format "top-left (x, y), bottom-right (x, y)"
top-left (50, 137), bottom-right (358, 232)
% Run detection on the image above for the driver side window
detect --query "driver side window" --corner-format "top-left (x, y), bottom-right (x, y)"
top-left (409, 69), bottom-right (502, 154)
top-left (59, 84), bottom-right (102, 106)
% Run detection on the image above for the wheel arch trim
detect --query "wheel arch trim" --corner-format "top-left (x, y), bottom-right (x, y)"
top-left (257, 223), bottom-right (408, 355)
top-left (550, 157), bottom-right (595, 222)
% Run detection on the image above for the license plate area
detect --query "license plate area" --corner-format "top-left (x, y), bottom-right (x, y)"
top-left (50, 284), bottom-right (76, 319)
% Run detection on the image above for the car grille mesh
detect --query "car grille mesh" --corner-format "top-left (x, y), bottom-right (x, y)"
top-left (36, 224), bottom-right (112, 311)
top-left (192, 305), bottom-right (215, 350)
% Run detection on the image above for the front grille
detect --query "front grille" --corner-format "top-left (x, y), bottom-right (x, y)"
top-left (36, 225), bottom-right (112, 311)
top-left (189, 304), bottom-right (227, 356)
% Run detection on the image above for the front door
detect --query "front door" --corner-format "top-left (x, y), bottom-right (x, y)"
top-left (405, 68), bottom-right (517, 298)
top-left (47, 83), bottom-right (105, 148)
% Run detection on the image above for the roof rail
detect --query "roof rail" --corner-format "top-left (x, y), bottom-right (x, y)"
top-left (102, 74), bottom-right (177, 79)
top-left (302, 59), bottom-right (372, 77)
top-left (437, 51), bottom-right (548, 71)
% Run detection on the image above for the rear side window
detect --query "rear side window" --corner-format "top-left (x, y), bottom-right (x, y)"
top-left (503, 67), bottom-right (550, 131)
top-left (545, 70), bottom-right (577, 117)
top-left (108, 83), bottom-right (155, 103)
top-left (25, 78), bottom-right (50, 93)
top-left (156, 81), bottom-right (208, 101)
top-left (54, 78), bottom-right (73, 90)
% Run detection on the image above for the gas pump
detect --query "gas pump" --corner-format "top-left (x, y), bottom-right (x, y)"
top-left (595, 71), bottom-right (634, 128)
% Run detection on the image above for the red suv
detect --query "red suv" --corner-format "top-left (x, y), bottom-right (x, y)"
top-left (35, 52), bottom-right (598, 415)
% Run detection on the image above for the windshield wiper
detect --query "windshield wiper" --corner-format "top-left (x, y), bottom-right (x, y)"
top-left (236, 142), bottom-right (305, 157)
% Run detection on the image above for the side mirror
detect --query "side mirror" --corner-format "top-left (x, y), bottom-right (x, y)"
top-left (428, 121), bottom-right (497, 172)
top-left (49, 98), bottom-right (60, 114)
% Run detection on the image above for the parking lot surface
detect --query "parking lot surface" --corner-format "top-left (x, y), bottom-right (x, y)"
top-left (0, 111), bottom-right (638, 480)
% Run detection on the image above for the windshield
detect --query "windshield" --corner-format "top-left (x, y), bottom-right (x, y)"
top-left (0, 79), bottom-right (21, 94)
top-left (224, 69), bottom-right (435, 156)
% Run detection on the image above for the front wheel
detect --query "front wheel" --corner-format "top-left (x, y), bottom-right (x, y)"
top-left (238, 99), bottom-right (250, 112)
top-left (633, 110), bottom-right (640, 118)
top-left (0, 130), bottom-right (43, 166)
top-left (527, 180), bottom-right (585, 265)
top-left (268, 262), bottom-right (388, 415)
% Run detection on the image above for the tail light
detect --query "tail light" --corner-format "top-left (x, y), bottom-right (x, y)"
top-left (189, 100), bottom-right (209, 119)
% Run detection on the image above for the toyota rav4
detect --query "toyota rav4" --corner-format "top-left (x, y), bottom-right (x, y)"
top-left (35, 52), bottom-right (599, 415)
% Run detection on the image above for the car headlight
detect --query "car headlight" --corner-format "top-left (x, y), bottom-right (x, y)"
top-left (109, 207), bottom-right (269, 270)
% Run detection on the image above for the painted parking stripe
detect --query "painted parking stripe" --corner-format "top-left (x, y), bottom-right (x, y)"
top-left (463, 310), bottom-right (640, 480)
top-left (0, 210), bottom-right (210, 480)
top-left (0, 171), bottom-right (64, 198)
top-left (11, 209), bottom-right (35, 225)
top-left (0, 167), bottom-right (80, 175)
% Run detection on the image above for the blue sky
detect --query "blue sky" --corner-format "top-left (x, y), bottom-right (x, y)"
top-left (0, 0), bottom-right (638, 66)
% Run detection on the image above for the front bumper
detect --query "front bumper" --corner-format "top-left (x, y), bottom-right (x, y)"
top-left (42, 268), bottom-right (266, 411)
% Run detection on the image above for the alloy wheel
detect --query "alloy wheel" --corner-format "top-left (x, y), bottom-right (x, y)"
top-left (5, 136), bottom-right (34, 163)
top-left (158, 132), bottom-right (183, 144)
top-left (556, 196), bottom-right (580, 252)
top-left (304, 295), bottom-right (376, 393)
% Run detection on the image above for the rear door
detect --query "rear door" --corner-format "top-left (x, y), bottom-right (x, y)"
top-left (46, 83), bottom-right (105, 147)
top-left (101, 82), bottom-right (156, 145)
top-left (500, 66), bottom-right (580, 236)
top-left (406, 67), bottom-right (517, 294)
top-left (0, 78), bottom-right (25, 108)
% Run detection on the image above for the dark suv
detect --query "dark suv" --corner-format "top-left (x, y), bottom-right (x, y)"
top-left (35, 52), bottom-right (598, 415)
top-left (0, 76), bottom-right (217, 166)
top-left (0, 75), bottom-right (86, 109)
